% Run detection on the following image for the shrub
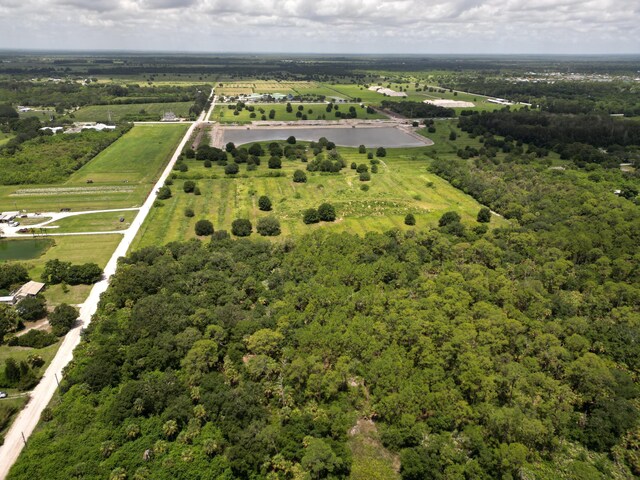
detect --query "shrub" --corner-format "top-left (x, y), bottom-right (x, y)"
top-left (367, 152), bottom-right (374, 160)
top-left (371, 164), bottom-right (378, 173)
top-left (268, 156), bottom-right (282, 169)
top-left (350, 162), bottom-right (357, 170)
top-left (404, 213), bottom-right (416, 226)
top-left (356, 164), bottom-right (368, 173)
top-left (287, 136), bottom-right (296, 144)
top-left (16, 296), bottom-right (47, 322)
top-left (49, 303), bottom-right (79, 336)
top-left (8, 329), bottom-right (57, 348)
top-left (449, 131), bottom-right (457, 141)
top-left (318, 203), bottom-right (336, 222)
top-left (193, 186), bottom-right (201, 196)
top-left (231, 219), bottom-right (252, 237)
top-left (358, 145), bottom-right (366, 154)
top-left (225, 163), bottom-right (239, 175)
top-left (359, 172), bottom-right (371, 182)
top-left (439, 211), bottom-right (461, 227)
top-left (376, 147), bottom-right (387, 157)
top-left (211, 230), bottom-right (230, 241)
top-left (178, 163), bottom-right (188, 172)
top-left (360, 184), bottom-right (370, 192)
top-left (258, 196), bottom-right (272, 211)
top-left (204, 160), bottom-right (212, 168)
top-left (477, 207), bottom-right (491, 223)
top-left (183, 180), bottom-right (196, 193)
top-left (184, 208), bottom-right (194, 218)
top-left (303, 208), bottom-right (320, 224)
top-left (195, 220), bottom-right (214, 236)
top-left (293, 170), bottom-right (307, 183)
top-left (257, 217), bottom-right (281, 236)
top-left (157, 186), bottom-right (172, 200)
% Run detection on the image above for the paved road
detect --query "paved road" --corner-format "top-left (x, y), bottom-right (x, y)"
top-left (0, 91), bottom-right (215, 479)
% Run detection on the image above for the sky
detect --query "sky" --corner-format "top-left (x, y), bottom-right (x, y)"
top-left (0, 0), bottom-right (638, 54)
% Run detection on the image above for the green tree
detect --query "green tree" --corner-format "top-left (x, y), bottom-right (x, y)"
top-left (256, 217), bottom-right (281, 236)
top-left (477, 207), bottom-right (491, 223)
top-left (293, 170), bottom-right (307, 183)
top-left (48, 303), bottom-right (79, 336)
top-left (356, 164), bottom-right (368, 173)
top-left (268, 156), bottom-right (282, 169)
top-left (439, 211), bottom-right (461, 227)
top-left (405, 213), bottom-right (416, 226)
top-left (184, 207), bottom-right (194, 218)
top-left (16, 296), bottom-right (46, 322)
top-left (303, 208), bottom-right (320, 224)
top-left (183, 180), bottom-right (196, 193)
top-left (231, 219), bottom-right (252, 237)
top-left (287, 136), bottom-right (296, 144)
top-left (194, 219), bottom-right (214, 236)
top-left (225, 162), bottom-right (239, 175)
top-left (157, 186), bottom-right (172, 200)
top-left (301, 437), bottom-right (341, 480)
top-left (359, 171), bottom-right (371, 182)
top-left (358, 144), bottom-right (367, 154)
top-left (0, 304), bottom-right (19, 343)
top-left (318, 203), bottom-right (336, 222)
top-left (258, 196), bottom-right (272, 211)
top-left (376, 147), bottom-right (387, 157)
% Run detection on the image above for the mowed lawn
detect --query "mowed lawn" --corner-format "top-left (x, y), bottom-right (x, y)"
top-left (44, 210), bottom-right (138, 233)
top-left (68, 102), bottom-right (193, 122)
top-left (0, 124), bottom-right (188, 212)
top-left (133, 128), bottom-right (504, 249)
top-left (212, 103), bottom-right (386, 124)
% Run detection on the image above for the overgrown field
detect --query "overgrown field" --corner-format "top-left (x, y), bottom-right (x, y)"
top-left (133, 122), bottom-right (504, 249)
top-left (0, 124), bottom-right (188, 212)
top-left (67, 102), bottom-right (193, 122)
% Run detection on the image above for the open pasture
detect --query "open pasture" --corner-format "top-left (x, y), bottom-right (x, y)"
top-left (212, 103), bottom-right (386, 124)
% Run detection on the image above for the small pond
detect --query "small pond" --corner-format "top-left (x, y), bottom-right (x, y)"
top-left (0, 238), bottom-right (53, 261)
top-left (222, 126), bottom-right (432, 148)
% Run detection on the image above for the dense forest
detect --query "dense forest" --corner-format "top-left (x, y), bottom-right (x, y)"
top-left (458, 110), bottom-right (640, 168)
top-left (0, 81), bottom-right (208, 112)
top-left (380, 101), bottom-right (455, 118)
top-left (10, 141), bottom-right (640, 479)
top-left (447, 78), bottom-right (640, 116)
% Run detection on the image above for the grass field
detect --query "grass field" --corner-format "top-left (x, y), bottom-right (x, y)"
top-left (0, 124), bottom-right (188, 212)
top-left (0, 133), bottom-right (14, 146)
top-left (133, 122), bottom-right (505, 249)
top-left (216, 81), bottom-right (317, 96)
top-left (17, 234), bottom-right (123, 305)
top-left (43, 210), bottom-right (137, 233)
top-left (212, 103), bottom-right (386, 124)
top-left (67, 102), bottom-right (193, 122)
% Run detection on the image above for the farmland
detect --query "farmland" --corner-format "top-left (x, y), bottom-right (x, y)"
top-left (67, 102), bottom-right (193, 122)
top-left (0, 124), bottom-right (188, 212)
top-left (132, 121), bottom-right (505, 249)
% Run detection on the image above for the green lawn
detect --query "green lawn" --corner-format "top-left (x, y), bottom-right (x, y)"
top-left (67, 102), bottom-right (193, 122)
top-left (133, 126), bottom-right (505, 249)
top-left (42, 210), bottom-right (137, 233)
top-left (0, 124), bottom-right (188, 212)
top-left (212, 103), bottom-right (386, 124)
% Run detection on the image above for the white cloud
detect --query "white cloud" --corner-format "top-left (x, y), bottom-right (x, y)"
top-left (0, 0), bottom-right (638, 53)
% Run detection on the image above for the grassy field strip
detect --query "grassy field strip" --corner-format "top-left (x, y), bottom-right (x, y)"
top-left (67, 102), bottom-right (193, 122)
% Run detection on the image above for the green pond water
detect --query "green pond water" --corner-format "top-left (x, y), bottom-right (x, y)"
top-left (0, 239), bottom-right (53, 261)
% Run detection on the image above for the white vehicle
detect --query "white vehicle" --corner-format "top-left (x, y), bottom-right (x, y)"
top-left (0, 392), bottom-right (7, 399)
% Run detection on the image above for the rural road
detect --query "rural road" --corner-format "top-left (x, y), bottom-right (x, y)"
top-left (0, 90), bottom-right (215, 479)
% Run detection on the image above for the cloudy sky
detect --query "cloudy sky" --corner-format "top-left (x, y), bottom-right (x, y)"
top-left (0, 0), bottom-right (638, 54)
